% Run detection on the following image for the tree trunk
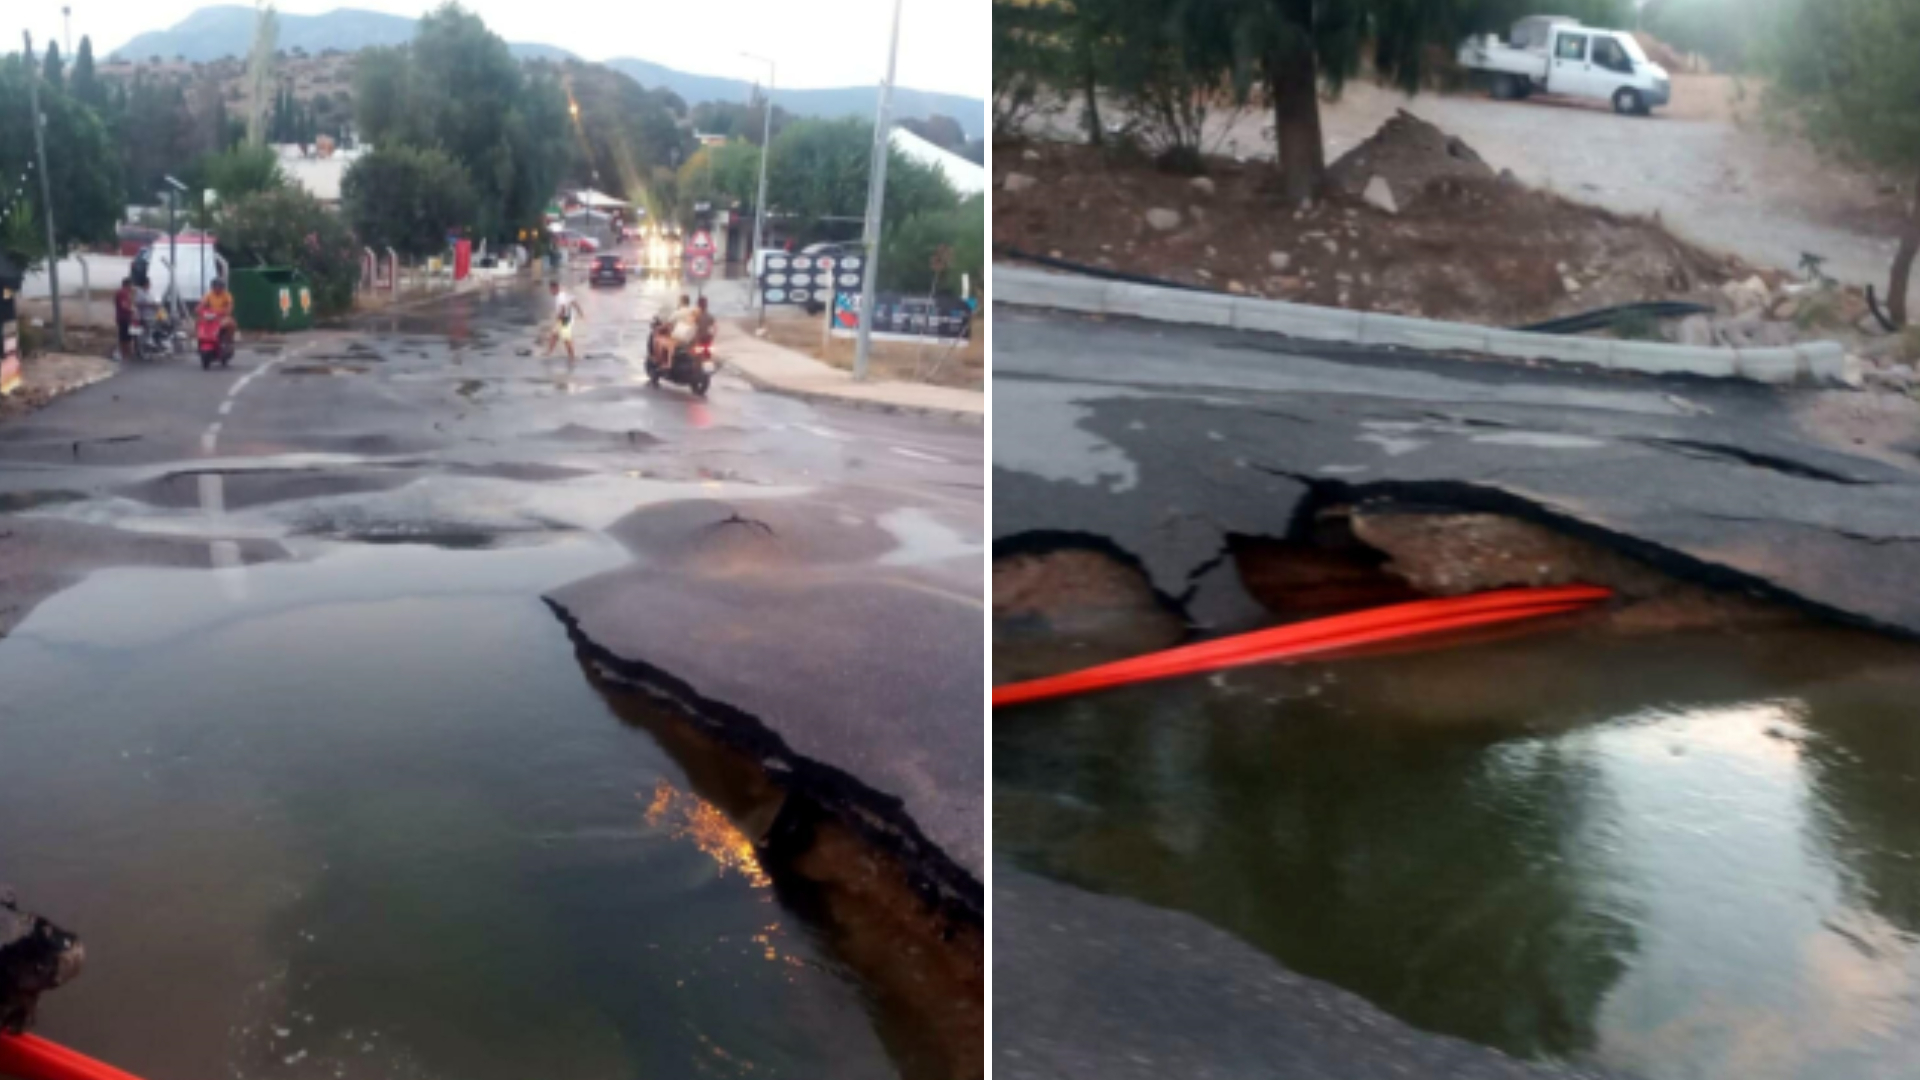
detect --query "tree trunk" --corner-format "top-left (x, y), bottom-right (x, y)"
top-left (1080, 39), bottom-right (1103, 147)
top-left (1892, 175), bottom-right (1920, 328)
top-left (1267, 42), bottom-right (1325, 205)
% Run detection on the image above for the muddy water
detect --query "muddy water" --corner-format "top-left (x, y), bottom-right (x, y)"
top-left (0, 539), bottom-right (903, 1080)
top-left (996, 623), bottom-right (1920, 1080)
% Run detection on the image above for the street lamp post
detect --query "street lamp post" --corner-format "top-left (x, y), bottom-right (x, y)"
top-left (853, 0), bottom-right (904, 382)
top-left (23, 32), bottom-right (62, 350)
top-left (62, 8), bottom-right (72, 57)
top-left (742, 53), bottom-right (774, 325)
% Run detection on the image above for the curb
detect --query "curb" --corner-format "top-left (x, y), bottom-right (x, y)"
top-left (722, 362), bottom-right (984, 425)
top-left (994, 264), bottom-right (1849, 386)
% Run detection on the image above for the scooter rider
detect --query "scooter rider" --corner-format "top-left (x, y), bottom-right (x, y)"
top-left (198, 278), bottom-right (237, 338)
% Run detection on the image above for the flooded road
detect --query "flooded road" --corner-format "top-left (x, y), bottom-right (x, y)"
top-left (0, 539), bottom-right (905, 1079)
top-left (996, 624), bottom-right (1920, 1080)
top-left (0, 269), bottom-right (982, 1079)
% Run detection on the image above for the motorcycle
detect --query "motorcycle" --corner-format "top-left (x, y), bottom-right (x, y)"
top-left (645, 318), bottom-right (714, 397)
top-left (130, 302), bottom-right (179, 361)
top-left (196, 307), bottom-right (235, 370)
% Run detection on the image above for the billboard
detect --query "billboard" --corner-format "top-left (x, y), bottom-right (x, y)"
top-left (831, 292), bottom-right (974, 341)
top-left (760, 252), bottom-right (865, 307)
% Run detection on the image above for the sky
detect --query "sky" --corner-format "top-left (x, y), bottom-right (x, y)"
top-left (8, 0), bottom-right (985, 98)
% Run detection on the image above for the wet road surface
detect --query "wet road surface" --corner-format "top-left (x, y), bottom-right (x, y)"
top-left (998, 624), bottom-right (1920, 1080)
top-left (0, 271), bottom-right (982, 1080)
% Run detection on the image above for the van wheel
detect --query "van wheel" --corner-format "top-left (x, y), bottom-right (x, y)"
top-left (1492, 73), bottom-right (1521, 101)
top-left (1614, 88), bottom-right (1645, 116)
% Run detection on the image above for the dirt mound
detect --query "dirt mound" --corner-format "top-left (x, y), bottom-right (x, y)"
top-left (1633, 32), bottom-right (1706, 74)
top-left (1325, 110), bottom-right (1494, 211)
top-left (995, 117), bottom-right (1740, 327)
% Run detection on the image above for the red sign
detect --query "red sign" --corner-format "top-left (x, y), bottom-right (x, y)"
top-left (688, 229), bottom-right (715, 255)
top-left (453, 239), bottom-right (472, 281)
top-left (686, 253), bottom-right (713, 281)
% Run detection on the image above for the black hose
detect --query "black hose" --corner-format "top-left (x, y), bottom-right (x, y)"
top-left (1515, 302), bottom-right (1715, 336)
top-left (998, 247), bottom-right (1712, 333)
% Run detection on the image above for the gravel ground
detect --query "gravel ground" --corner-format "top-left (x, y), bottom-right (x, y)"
top-left (1025, 75), bottom-right (1914, 310)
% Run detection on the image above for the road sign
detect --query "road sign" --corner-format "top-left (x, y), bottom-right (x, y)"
top-left (688, 229), bottom-right (715, 255)
top-left (687, 253), bottom-right (713, 281)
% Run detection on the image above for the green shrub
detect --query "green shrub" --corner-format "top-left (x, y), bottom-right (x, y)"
top-left (216, 187), bottom-right (361, 316)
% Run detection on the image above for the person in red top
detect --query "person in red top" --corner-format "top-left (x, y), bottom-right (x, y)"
top-left (113, 278), bottom-right (135, 361)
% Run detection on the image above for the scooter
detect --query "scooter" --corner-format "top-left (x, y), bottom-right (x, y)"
top-left (196, 307), bottom-right (235, 370)
top-left (645, 318), bottom-right (713, 398)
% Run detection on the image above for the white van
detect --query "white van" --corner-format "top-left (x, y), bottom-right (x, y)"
top-left (1458, 19), bottom-right (1673, 115)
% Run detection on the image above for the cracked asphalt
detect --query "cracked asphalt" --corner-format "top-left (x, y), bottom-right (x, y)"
top-left (0, 272), bottom-right (984, 890)
top-left (992, 301), bottom-right (1920, 1078)
top-left (994, 304), bottom-right (1920, 637)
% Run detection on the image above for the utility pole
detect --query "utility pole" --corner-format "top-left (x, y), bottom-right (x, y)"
top-left (853, 0), bottom-right (903, 382)
top-left (62, 8), bottom-right (72, 56)
top-left (743, 53), bottom-right (775, 325)
top-left (23, 32), bottom-right (63, 350)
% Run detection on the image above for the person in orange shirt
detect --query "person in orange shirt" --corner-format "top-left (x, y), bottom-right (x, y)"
top-left (197, 278), bottom-right (237, 351)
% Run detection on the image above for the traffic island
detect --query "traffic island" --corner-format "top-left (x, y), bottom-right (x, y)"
top-left (0, 351), bottom-right (118, 423)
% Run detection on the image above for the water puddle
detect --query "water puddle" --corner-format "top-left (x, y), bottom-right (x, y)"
top-left (0, 540), bottom-right (910, 1079)
top-left (996, 624), bottom-right (1920, 1080)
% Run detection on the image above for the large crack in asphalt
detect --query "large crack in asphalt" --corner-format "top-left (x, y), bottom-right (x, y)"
top-left (547, 596), bottom-right (984, 1078)
top-left (1253, 467), bottom-right (1915, 639)
top-left (543, 597), bottom-right (983, 925)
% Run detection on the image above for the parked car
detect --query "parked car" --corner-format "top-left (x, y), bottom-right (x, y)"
top-left (589, 254), bottom-right (628, 287)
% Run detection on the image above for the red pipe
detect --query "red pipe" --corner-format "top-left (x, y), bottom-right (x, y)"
top-left (993, 585), bottom-right (1610, 708)
top-left (0, 1034), bottom-right (147, 1080)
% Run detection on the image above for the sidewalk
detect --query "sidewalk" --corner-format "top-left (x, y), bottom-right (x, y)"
top-left (0, 351), bottom-right (118, 419)
top-left (723, 330), bottom-right (984, 423)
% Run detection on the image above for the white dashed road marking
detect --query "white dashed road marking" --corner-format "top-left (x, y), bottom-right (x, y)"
top-left (889, 447), bottom-right (949, 464)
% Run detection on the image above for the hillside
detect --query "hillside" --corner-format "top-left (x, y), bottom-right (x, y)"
top-left (109, 5), bottom-right (984, 136)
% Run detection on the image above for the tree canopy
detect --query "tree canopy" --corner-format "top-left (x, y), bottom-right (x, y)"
top-left (0, 54), bottom-right (122, 256)
top-left (341, 145), bottom-right (479, 258)
top-left (691, 96), bottom-right (791, 147)
top-left (993, 0), bottom-right (1631, 199)
top-left (352, 3), bottom-right (574, 241)
top-left (1765, 0), bottom-right (1920, 324)
top-left (676, 141), bottom-right (764, 213)
top-left (765, 119), bottom-right (957, 241)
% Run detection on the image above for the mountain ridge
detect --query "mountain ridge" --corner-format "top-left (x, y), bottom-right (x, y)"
top-left (108, 5), bottom-right (983, 137)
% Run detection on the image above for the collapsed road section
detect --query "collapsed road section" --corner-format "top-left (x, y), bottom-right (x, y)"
top-left (993, 300), bottom-right (1920, 1080)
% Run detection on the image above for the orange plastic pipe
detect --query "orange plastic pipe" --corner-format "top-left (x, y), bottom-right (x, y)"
top-left (0, 1034), bottom-right (147, 1080)
top-left (994, 585), bottom-right (1610, 708)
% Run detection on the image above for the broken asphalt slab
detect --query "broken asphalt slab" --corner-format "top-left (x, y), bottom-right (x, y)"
top-left (994, 861), bottom-right (1614, 1080)
top-left (994, 306), bottom-right (1920, 639)
top-left (546, 493), bottom-right (984, 915)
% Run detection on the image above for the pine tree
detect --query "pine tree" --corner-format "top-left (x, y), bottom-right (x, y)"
top-left (42, 41), bottom-right (64, 88)
top-left (70, 37), bottom-right (102, 109)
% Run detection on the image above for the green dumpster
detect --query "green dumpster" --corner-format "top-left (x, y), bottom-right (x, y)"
top-left (229, 267), bottom-right (315, 332)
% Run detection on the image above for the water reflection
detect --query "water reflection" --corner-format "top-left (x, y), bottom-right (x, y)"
top-left (644, 780), bottom-right (774, 889)
top-left (996, 625), bottom-right (1920, 1078)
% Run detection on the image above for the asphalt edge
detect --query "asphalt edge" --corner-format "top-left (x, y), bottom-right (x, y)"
top-left (723, 360), bottom-right (985, 425)
top-left (994, 263), bottom-right (1849, 387)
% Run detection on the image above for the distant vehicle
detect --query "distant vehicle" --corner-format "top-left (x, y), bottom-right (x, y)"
top-left (553, 231), bottom-right (600, 254)
top-left (589, 254), bottom-right (628, 287)
top-left (1458, 17), bottom-right (1671, 115)
top-left (800, 241), bottom-right (859, 262)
